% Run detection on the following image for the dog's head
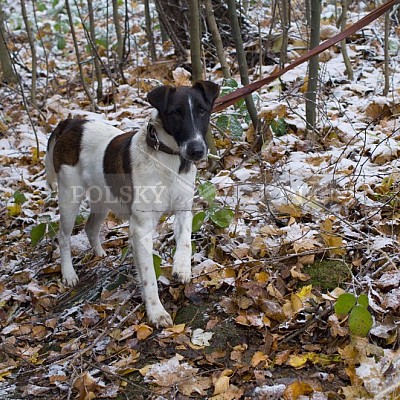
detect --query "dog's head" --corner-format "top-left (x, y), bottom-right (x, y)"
top-left (147, 80), bottom-right (220, 162)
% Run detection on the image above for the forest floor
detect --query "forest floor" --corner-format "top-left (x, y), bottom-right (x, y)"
top-left (0, 1), bottom-right (400, 399)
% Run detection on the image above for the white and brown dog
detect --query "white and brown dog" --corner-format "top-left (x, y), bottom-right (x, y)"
top-left (46, 80), bottom-right (220, 327)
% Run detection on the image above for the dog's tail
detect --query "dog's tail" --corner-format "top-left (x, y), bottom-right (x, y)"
top-left (45, 124), bottom-right (59, 191)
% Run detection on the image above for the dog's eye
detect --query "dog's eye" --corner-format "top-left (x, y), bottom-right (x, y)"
top-left (198, 108), bottom-right (206, 116)
top-left (171, 110), bottom-right (182, 118)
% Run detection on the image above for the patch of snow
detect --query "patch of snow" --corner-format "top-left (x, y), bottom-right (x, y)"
top-left (70, 232), bottom-right (90, 253)
top-left (253, 383), bottom-right (285, 399)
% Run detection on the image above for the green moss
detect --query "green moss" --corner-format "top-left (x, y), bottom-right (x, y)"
top-left (303, 260), bottom-right (352, 291)
top-left (174, 304), bottom-right (209, 329)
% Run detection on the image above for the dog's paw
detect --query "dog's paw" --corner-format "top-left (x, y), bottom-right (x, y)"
top-left (62, 270), bottom-right (79, 287)
top-left (172, 260), bottom-right (191, 284)
top-left (147, 306), bottom-right (173, 328)
top-left (172, 268), bottom-right (191, 284)
top-left (94, 248), bottom-right (107, 258)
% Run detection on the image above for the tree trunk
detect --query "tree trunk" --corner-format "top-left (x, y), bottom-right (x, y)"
top-left (305, 0), bottom-right (321, 141)
top-left (226, 0), bottom-right (259, 132)
top-left (154, 0), bottom-right (187, 59)
top-left (112, 0), bottom-right (127, 83)
top-left (383, 10), bottom-right (390, 96)
top-left (32, 3), bottom-right (49, 98)
top-left (305, 0), bottom-right (311, 26)
top-left (340, 0), bottom-right (353, 81)
top-left (20, 0), bottom-right (37, 107)
top-left (155, 1), bottom-right (169, 44)
top-left (188, 0), bottom-right (203, 81)
top-left (204, 0), bottom-right (231, 79)
top-left (87, 0), bottom-right (103, 101)
top-left (144, 0), bottom-right (157, 62)
top-left (279, 0), bottom-right (290, 67)
top-left (0, 5), bottom-right (18, 84)
top-left (65, 0), bottom-right (96, 110)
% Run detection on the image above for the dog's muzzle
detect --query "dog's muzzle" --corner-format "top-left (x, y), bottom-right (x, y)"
top-left (182, 140), bottom-right (207, 161)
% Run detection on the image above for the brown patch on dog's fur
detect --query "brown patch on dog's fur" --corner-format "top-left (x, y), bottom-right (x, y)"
top-left (49, 119), bottom-right (87, 173)
top-left (103, 132), bottom-right (134, 203)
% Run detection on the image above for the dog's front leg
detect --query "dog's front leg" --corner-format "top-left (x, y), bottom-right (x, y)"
top-left (130, 213), bottom-right (173, 328)
top-left (172, 210), bottom-right (193, 284)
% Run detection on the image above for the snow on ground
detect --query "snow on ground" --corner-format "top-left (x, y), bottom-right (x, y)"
top-left (1, 1), bottom-right (400, 398)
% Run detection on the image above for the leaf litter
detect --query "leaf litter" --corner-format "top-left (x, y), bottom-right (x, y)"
top-left (1, 1), bottom-right (400, 399)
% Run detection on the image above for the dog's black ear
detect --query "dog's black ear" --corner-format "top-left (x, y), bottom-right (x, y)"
top-left (193, 80), bottom-right (220, 106)
top-left (147, 85), bottom-right (176, 113)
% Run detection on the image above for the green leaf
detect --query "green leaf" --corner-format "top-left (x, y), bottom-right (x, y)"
top-left (357, 293), bottom-right (369, 307)
top-left (348, 305), bottom-right (373, 337)
top-left (30, 223), bottom-right (46, 246)
top-left (96, 37), bottom-right (108, 49)
top-left (198, 181), bottom-right (216, 206)
top-left (153, 254), bottom-right (162, 279)
top-left (220, 78), bottom-right (238, 96)
top-left (13, 191), bottom-right (27, 205)
top-left (334, 293), bottom-right (357, 317)
top-left (228, 114), bottom-right (243, 139)
top-left (192, 211), bottom-right (206, 233)
top-left (209, 207), bottom-right (234, 228)
top-left (216, 114), bottom-right (243, 138)
top-left (121, 246), bottom-right (130, 259)
top-left (48, 221), bottom-right (59, 238)
top-left (75, 214), bottom-right (85, 226)
top-left (57, 35), bottom-right (66, 50)
top-left (271, 34), bottom-right (284, 53)
top-left (270, 118), bottom-right (287, 137)
top-left (37, 2), bottom-right (47, 11)
top-left (216, 114), bottom-right (230, 132)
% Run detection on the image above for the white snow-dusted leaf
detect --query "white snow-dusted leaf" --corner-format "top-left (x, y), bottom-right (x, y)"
top-left (191, 328), bottom-right (213, 346)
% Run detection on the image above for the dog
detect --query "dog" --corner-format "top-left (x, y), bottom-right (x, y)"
top-left (45, 80), bottom-right (220, 327)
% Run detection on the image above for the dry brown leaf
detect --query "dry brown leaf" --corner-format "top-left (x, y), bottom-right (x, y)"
top-left (291, 293), bottom-right (303, 313)
top-left (117, 326), bottom-right (136, 342)
top-left (73, 372), bottom-right (103, 400)
top-left (290, 265), bottom-right (311, 281)
top-left (165, 323), bottom-right (186, 334)
top-left (31, 325), bottom-right (47, 340)
top-left (255, 271), bottom-right (269, 283)
top-left (180, 376), bottom-right (212, 396)
top-left (81, 305), bottom-right (101, 328)
top-left (251, 351), bottom-right (268, 367)
top-left (145, 355), bottom-right (198, 390)
top-left (328, 314), bottom-right (348, 337)
top-left (275, 350), bottom-right (290, 366)
top-left (276, 204), bottom-right (302, 218)
top-left (213, 375), bottom-right (230, 395)
top-left (257, 299), bottom-right (286, 322)
top-left (283, 380), bottom-right (314, 399)
top-left (136, 324), bottom-right (153, 340)
top-left (235, 314), bottom-right (250, 326)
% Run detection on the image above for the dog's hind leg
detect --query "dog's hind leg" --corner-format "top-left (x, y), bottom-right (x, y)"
top-left (58, 170), bottom-right (85, 286)
top-left (85, 202), bottom-right (109, 258)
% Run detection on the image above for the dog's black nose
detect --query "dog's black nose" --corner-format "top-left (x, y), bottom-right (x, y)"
top-left (186, 141), bottom-right (206, 160)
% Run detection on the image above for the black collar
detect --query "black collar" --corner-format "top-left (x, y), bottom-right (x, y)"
top-left (146, 123), bottom-right (180, 155)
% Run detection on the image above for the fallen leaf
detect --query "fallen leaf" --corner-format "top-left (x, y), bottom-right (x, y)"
top-left (191, 328), bottom-right (214, 346)
top-left (213, 375), bottom-right (230, 395)
top-left (136, 324), bottom-right (153, 340)
top-left (283, 380), bottom-right (314, 399)
top-left (251, 351), bottom-right (268, 367)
